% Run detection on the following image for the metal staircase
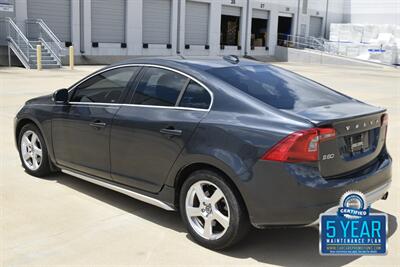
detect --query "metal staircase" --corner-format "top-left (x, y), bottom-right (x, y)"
top-left (28, 40), bottom-right (60, 69)
top-left (0, 17), bottom-right (64, 69)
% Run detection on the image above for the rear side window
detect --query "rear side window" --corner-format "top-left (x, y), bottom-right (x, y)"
top-left (179, 81), bottom-right (211, 109)
top-left (207, 65), bottom-right (351, 112)
top-left (132, 67), bottom-right (188, 106)
top-left (71, 67), bottom-right (139, 103)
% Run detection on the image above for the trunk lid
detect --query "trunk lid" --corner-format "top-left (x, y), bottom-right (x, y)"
top-left (295, 102), bottom-right (385, 125)
top-left (293, 102), bottom-right (387, 177)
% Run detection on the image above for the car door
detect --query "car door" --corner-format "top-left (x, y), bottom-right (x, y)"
top-left (52, 66), bottom-right (141, 179)
top-left (110, 66), bottom-right (212, 193)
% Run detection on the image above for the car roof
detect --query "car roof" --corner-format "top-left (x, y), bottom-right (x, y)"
top-left (109, 56), bottom-right (265, 72)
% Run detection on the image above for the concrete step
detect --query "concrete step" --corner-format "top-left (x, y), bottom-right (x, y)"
top-left (29, 64), bottom-right (61, 69)
top-left (29, 55), bottom-right (54, 60)
top-left (30, 59), bottom-right (58, 64)
top-left (29, 42), bottom-right (45, 47)
top-left (28, 52), bottom-right (52, 57)
top-left (29, 43), bottom-right (45, 47)
top-left (28, 49), bottom-right (50, 53)
top-left (19, 46), bottom-right (47, 51)
top-left (21, 44), bottom-right (44, 48)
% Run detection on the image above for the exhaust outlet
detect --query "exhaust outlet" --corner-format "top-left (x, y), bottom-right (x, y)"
top-left (381, 192), bottom-right (389, 200)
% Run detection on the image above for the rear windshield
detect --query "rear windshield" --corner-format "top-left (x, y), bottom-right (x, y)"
top-left (207, 65), bottom-right (351, 112)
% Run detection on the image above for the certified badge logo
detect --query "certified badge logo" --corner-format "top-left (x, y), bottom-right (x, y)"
top-left (338, 191), bottom-right (369, 219)
top-left (320, 191), bottom-right (387, 255)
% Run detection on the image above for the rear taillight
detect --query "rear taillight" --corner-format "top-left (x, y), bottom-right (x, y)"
top-left (382, 113), bottom-right (388, 139)
top-left (261, 128), bottom-right (336, 163)
top-left (382, 113), bottom-right (388, 126)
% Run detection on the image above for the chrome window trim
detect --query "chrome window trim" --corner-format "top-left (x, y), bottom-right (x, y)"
top-left (68, 64), bottom-right (214, 112)
top-left (67, 102), bottom-right (211, 112)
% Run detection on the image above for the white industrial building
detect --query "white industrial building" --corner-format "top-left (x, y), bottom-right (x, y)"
top-left (0, 0), bottom-right (398, 66)
top-left (343, 0), bottom-right (400, 25)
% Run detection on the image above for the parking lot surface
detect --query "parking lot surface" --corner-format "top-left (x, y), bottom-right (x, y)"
top-left (1, 63), bottom-right (399, 266)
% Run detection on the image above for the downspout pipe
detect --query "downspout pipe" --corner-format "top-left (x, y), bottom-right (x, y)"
top-left (79, 0), bottom-right (85, 54)
top-left (177, 0), bottom-right (181, 55)
top-left (295, 0), bottom-right (300, 36)
top-left (324, 0), bottom-right (329, 39)
top-left (244, 0), bottom-right (250, 56)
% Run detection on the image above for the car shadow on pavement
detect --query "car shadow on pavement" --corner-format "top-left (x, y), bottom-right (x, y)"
top-left (53, 172), bottom-right (186, 233)
top-left (53, 172), bottom-right (397, 267)
top-left (222, 210), bottom-right (397, 266)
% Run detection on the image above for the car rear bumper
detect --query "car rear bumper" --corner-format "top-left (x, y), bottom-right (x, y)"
top-left (240, 151), bottom-right (392, 228)
top-left (305, 180), bottom-right (391, 226)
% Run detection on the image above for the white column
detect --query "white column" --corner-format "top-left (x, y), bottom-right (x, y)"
top-left (245, 3), bottom-right (253, 56)
top-left (170, 0), bottom-right (178, 53)
top-left (126, 0), bottom-right (142, 55)
top-left (209, 0), bottom-right (222, 56)
top-left (82, 0), bottom-right (92, 54)
top-left (71, 0), bottom-right (80, 54)
top-left (268, 8), bottom-right (279, 56)
top-left (178, 0), bottom-right (186, 55)
top-left (14, 0), bottom-right (27, 31)
top-left (239, 1), bottom-right (247, 56)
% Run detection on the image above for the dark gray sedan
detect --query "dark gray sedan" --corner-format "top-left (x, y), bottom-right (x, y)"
top-left (14, 57), bottom-right (391, 249)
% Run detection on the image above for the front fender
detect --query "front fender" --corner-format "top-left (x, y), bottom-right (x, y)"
top-left (15, 106), bottom-right (55, 163)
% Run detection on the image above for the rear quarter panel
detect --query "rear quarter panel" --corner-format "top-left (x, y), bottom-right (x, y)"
top-left (165, 107), bottom-right (313, 194)
top-left (164, 72), bottom-right (315, 204)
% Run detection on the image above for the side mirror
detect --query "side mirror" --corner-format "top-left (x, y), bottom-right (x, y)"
top-left (53, 88), bottom-right (69, 104)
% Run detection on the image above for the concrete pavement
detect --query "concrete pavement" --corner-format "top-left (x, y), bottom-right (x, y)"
top-left (0, 63), bottom-right (399, 266)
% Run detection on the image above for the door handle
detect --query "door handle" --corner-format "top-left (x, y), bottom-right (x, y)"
top-left (160, 127), bottom-right (182, 136)
top-left (89, 120), bottom-right (106, 129)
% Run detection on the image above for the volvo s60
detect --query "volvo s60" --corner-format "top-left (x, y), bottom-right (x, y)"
top-left (15, 57), bottom-right (391, 249)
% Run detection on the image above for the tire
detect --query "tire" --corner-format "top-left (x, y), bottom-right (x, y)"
top-left (18, 123), bottom-right (51, 177)
top-left (180, 169), bottom-right (250, 250)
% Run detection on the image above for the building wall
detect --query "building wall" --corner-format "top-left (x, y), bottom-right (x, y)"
top-left (0, 0), bottom-right (15, 19)
top-left (326, 0), bottom-right (346, 33)
top-left (0, 0), bottom-right (16, 44)
top-left (344, 0), bottom-right (399, 25)
top-left (7, 0), bottom-right (351, 63)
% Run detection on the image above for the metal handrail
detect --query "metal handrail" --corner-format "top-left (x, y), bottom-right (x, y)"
top-left (277, 33), bottom-right (399, 66)
top-left (7, 38), bottom-right (31, 69)
top-left (277, 33), bottom-right (326, 51)
top-left (0, 17), bottom-right (35, 65)
top-left (26, 18), bottom-right (65, 64)
top-left (7, 18), bottom-right (34, 49)
top-left (36, 19), bottom-right (63, 45)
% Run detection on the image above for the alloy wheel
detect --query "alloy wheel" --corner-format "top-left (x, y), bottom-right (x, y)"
top-left (185, 180), bottom-right (230, 240)
top-left (20, 130), bottom-right (43, 171)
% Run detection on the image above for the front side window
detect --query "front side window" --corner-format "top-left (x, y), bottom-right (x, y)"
top-left (71, 67), bottom-right (139, 103)
top-left (132, 67), bottom-right (188, 106)
top-left (179, 80), bottom-right (211, 109)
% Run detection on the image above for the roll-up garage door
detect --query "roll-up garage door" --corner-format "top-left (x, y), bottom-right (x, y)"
top-left (92, 0), bottom-right (125, 43)
top-left (309, 16), bottom-right (323, 38)
top-left (185, 1), bottom-right (209, 45)
top-left (143, 0), bottom-right (171, 44)
top-left (0, 0), bottom-right (15, 19)
top-left (27, 0), bottom-right (71, 42)
top-left (252, 9), bottom-right (269, 20)
top-left (222, 5), bottom-right (241, 17)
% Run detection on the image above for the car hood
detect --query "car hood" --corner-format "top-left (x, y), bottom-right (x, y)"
top-left (26, 94), bottom-right (53, 105)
